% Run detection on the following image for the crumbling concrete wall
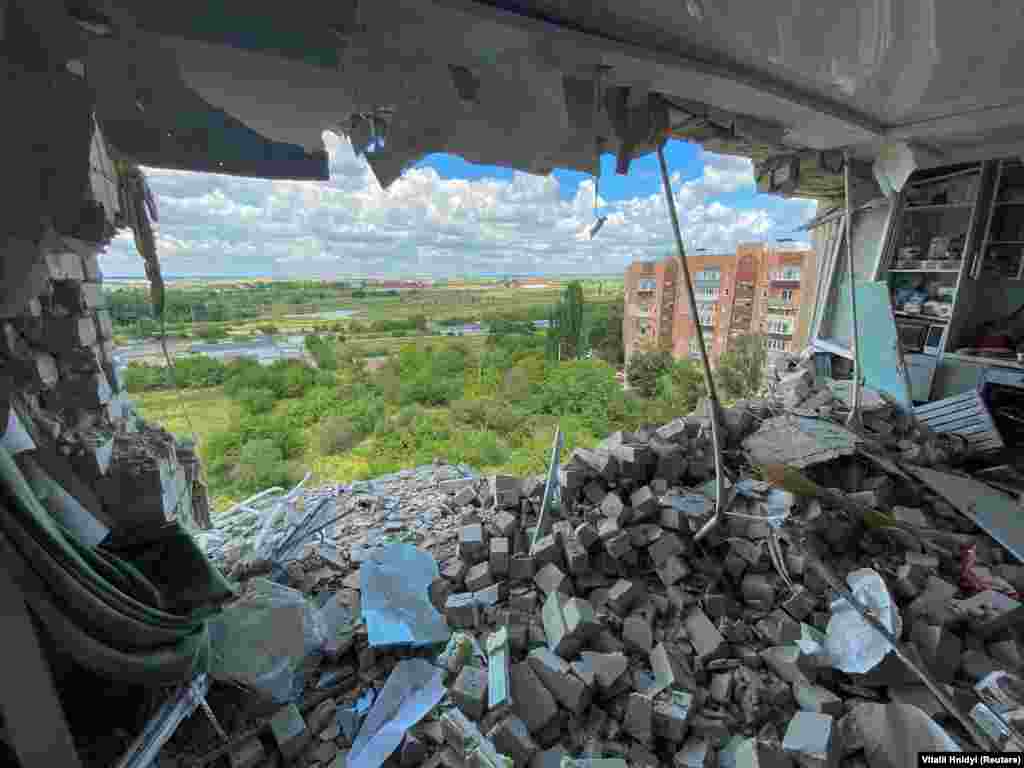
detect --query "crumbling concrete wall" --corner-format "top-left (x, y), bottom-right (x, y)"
top-left (1, 109), bottom-right (207, 538)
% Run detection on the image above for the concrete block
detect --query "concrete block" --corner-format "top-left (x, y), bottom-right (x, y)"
top-left (630, 486), bottom-right (658, 522)
top-left (742, 573), bottom-right (777, 609)
top-left (447, 592), bottom-right (480, 629)
top-left (46, 314), bottom-right (98, 350)
top-left (782, 587), bottom-right (818, 623)
top-left (530, 747), bottom-right (567, 768)
top-left (495, 510), bottom-right (519, 538)
top-left (604, 531), bottom-right (633, 560)
top-left (623, 613), bottom-right (654, 654)
top-left (656, 554), bottom-right (691, 588)
top-left (649, 532), bottom-right (684, 568)
top-left (44, 249), bottom-right (85, 281)
top-left (757, 610), bottom-right (802, 645)
top-left (466, 562), bottom-right (495, 592)
top-left (269, 704), bottom-right (308, 762)
top-left (782, 712), bottom-right (834, 768)
top-left (653, 688), bottom-right (695, 743)
top-left (607, 579), bottom-right (643, 615)
top-left (562, 597), bottom-right (600, 643)
top-left (561, 532), bottom-right (590, 575)
top-left (674, 738), bottom-right (713, 768)
top-left (656, 418), bottom-right (690, 442)
top-left (443, 558), bottom-right (469, 585)
top-left (624, 693), bottom-right (654, 742)
top-left (597, 517), bottom-right (621, 541)
top-left (528, 647), bottom-right (591, 714)
top-left (430, 577), bottom-right (453, 612)
top-left (475, 582), bottom-right (505, 608)
top-left (734, 738), bottom-right (794, 768)
top-left (491, 537), bottom-right (511, 577)
top-left (460, 523), bottom-right (488, 563)
top-left (532, 534), bottom-right (560, 568)
top-left (492, 475), bottom-right (523, 509)
top-left (508, 588), bottom-right (537, 614)
top-left (710, 671), bottom-right (733, 704)
top-left (542, 589), bottom-right (571, 656)
top-left (453, 665), bottom-right (489, 720)
top-left (521, 475), bottom-right (545, 499)
top-left (684, 609), bottom-right (726, 661)
top-left (576, 522), bottom-right (600, 550)
top-left (229, 737), bottom-right (265, 768)
top-left (575, 651), bottom-right (628, 689)
top-left (535, 563), bottom-right (572, 596)
top-left (651, 643), bottom-right (694, 692)
top-left (583, 481), bottom-right (607, 505)
top-left (761, 646), bottom-right (812, 686)
top-left (489, 715), bottom-right (538, 768)
top-left (509, 554), bottom-right (535, 582)
top-left (511, 661), bottom-right (559, 734)
top-left (455, 485), bottom-right (479, 506)
top-left (600, 493), bottom-right (625, 520)
top-left (629, 523), bottom-right (663, 548)
top-left (794, 683), bottom-right (843, 717)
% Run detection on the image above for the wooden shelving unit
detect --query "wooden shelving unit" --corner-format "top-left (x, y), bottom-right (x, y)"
top-left (973, 160), bottom-right (1024, 280)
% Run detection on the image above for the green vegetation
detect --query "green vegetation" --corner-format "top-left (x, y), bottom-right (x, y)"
top-left (716, 333), bottom-right (768, 400)
top-left (125, 279), bottom-right (766, 513)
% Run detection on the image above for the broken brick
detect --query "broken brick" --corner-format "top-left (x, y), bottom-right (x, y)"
top-left (535, 563), bottom-right (572, 596)
top-left (491, 537), bottom-right (511, 577)
top-left (466, 561), bottom-right (495, 592)
top-left (453, 665), bottom-right (489, 720)
top-left (511, 661), bottom-right (559, 734)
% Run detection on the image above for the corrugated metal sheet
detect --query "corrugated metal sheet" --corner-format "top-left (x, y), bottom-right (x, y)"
top-left (914, 390), bottom-right (1005, 454)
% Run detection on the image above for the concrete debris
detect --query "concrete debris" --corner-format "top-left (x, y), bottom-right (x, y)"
top-left (165, 346), bottom-right (1024, 766)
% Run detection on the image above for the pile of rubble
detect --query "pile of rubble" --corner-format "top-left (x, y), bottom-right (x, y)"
top-left (182, 366), bottom-right (1024, 768)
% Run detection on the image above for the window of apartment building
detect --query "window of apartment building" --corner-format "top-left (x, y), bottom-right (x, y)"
top-left (781, 289), bottom-right (794, 302)
top-left (763, 290), bottom-right (768, 298)
top-left (638, 278), bottom-right (657, 291)
top-left (698, 309), bottom-right (715, 326)
top-left (696, 285), bottom-right (720, 299)
top-left (770, 267), bottom-right (802, 281)
top-left (765, 318), bottom-right (793, 335)
top-left (764, 338), bottom-right (787, 351)
top-left (695, 269), bottom-right (721, 282)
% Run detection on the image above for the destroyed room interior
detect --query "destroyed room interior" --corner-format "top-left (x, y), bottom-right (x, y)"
top-left (7, 0), bottom-right (1024, 766)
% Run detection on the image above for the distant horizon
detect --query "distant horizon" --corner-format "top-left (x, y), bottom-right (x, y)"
top-left (101, 271), bottom-right (630, 281)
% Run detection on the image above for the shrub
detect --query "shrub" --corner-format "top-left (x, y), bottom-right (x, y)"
top-left (195, 324), bottom-right (228, 342)
top-left (626, 350), bottom-right (674, 398)
top-left (235, 387), bottom-right (277, 415)
top-left (529, 359), bottom-right (624, 435)
top-left (319, 415), bottom-right (361, 455)
top-left (234, 439), bottom-right (290, 491)
top-left (656, 359), bottom-right (705, 414)
top-left (716, 333), bottom-right (768, 400)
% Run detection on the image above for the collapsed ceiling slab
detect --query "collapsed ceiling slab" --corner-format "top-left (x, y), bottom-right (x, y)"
top-left (20, 0), bottom-right (1024, 193)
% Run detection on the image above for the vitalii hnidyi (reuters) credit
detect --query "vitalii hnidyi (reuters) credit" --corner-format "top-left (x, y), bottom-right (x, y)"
top-left (920, 754), bottom-right (1023, 766)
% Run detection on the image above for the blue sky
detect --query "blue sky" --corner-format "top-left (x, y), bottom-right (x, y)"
top-left (101, 133), bottom-right (816, 278)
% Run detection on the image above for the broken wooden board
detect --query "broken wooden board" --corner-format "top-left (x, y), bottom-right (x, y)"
top-left (914, 390), bottom-right (1004, 455)
top-left (903, 465), bottom-right (1024, 564)
top-left (742, 414), bottom-right (860, 469)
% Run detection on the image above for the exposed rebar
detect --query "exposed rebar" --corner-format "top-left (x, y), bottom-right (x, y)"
top-left (656, 141), bottom-right (726, 541)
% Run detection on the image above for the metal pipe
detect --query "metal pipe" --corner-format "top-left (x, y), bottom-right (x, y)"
top-left (656, 141), bottom-right (726, 541)
top-left (843, 150), bottom-right (863, 430)
top-left (805, 551), bottom-right (996, 751)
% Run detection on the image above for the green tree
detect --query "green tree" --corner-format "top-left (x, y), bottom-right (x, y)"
top-left (589, 300), bottom-right (624, 366)
top-left (626, 350), bottom-right (674, 398)
top-left (716, 333), bottom-right (768, 400)
top-left (656, 359), bottom-right (704, 413)
top-left (558, 281), bottom-right (585, 360)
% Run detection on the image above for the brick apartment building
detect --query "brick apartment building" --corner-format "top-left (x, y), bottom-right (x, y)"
top-left (623, 243), bottom-right (812, 369)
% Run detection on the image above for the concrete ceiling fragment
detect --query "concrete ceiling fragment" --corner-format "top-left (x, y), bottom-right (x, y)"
top-left (40, 0), bottom-right (1024, 188)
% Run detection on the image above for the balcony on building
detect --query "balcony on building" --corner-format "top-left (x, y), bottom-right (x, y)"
top-left (629, 303), bottom-right (653, 318)
top-left (768, 268), bottom-right (801, 288)
top-left (764, 297), bottom-right (794, 312)
top-left (635, 277), bottom-right (658, 296)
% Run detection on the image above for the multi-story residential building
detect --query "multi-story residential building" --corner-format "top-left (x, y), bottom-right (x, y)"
top-left (624, 243), bottom-right (813, 369)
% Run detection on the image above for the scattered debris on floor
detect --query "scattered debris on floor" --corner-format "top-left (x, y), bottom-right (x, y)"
top-left (154, 358), bottom-right (1024, 767)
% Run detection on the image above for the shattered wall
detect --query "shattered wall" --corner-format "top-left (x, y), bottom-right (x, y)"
top-left (1, 113), bottom-right (208, 544)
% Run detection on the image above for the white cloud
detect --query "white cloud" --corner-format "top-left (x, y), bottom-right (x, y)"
top-left (100, 133), bottom-right (817, 277)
